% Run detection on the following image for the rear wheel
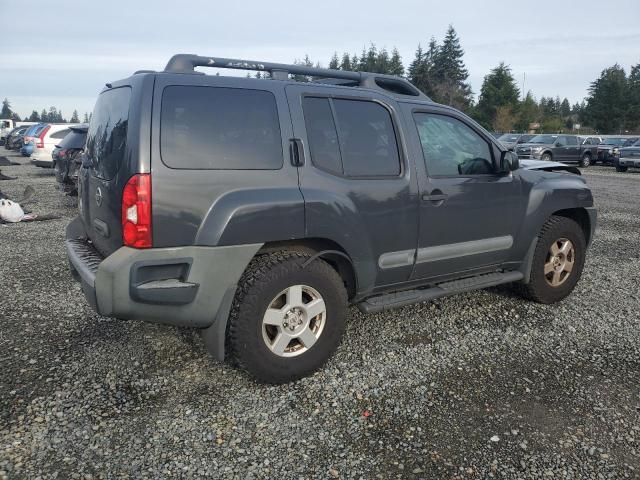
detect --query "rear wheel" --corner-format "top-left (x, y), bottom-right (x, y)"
top-left (519, 216), bottom-right (586, 304)
top-left (579, 153), bottom-right (591, 168)
top-left (541, 152), bottom-right (552, 162)
top-left (227, 251), bottom-right (347, 383)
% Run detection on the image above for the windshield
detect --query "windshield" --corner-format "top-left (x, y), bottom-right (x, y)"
top-left (623, 138), bottom-right (639, 146)
top-left (528, 134), bottom-right (558, 144)
top-left (498, 134), bottom-right (520, 142)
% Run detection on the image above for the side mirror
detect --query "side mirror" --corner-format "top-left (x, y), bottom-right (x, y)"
top-left (499, 150), bottom-right (519, 173)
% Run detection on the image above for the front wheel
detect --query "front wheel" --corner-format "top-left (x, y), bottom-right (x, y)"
top-left (614, 159), bottom-right (628, 172)
top-left (541, 152), bottom-right (552, 162)
top-left (519, 216), bottom-right (586, 304)
top-left (227, 251), bottom-right (347, 383)
top-left (579, 153), bottom-right (591, 168)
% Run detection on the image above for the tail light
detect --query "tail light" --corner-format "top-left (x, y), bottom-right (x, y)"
top-left (35, 126), bottom-right (50, 148)
top-left (122, 174), bottom-right (152, 248)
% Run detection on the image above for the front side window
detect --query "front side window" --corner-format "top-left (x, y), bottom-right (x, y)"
top-left (413, 113), bottom-right (494, 176)
top-left (161, 86), bottom-right (283, 170)
top-left (302, 97), bottom-right (400, 177)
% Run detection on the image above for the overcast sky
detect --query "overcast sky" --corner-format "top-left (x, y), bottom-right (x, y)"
top-left (2, 0), bottom-right (639, 119)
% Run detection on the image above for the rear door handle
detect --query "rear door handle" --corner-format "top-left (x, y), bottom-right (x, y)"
top-left (422, 193), bottom-right (448, 202)
top-left (289, 138), bottom-right (305, 166)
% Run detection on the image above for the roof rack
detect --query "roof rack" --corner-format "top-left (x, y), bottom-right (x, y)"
top-left (164, 54), bottom-right (430, 100)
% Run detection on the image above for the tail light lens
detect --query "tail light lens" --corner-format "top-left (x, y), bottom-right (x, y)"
top-left (121, 174), bottom-right (152, 248)
top-left (36, 126), bottom-right (50, 148)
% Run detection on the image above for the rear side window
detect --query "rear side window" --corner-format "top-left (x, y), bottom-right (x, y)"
top-left (160, 86), bottom-right (283, 170)
top-left (302, 97), bottom-right (400, 177)
top-left (86, 87), bottom-right (131, 180)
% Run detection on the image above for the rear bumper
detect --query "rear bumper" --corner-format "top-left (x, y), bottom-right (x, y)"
top-left (65, 216), bottom-right (261, 331)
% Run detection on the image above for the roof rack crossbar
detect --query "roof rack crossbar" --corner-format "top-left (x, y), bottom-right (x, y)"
top-left (164, 54), bottom-right (428, 99)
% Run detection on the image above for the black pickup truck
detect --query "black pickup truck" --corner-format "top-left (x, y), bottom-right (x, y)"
top-left (515, 134), bottom-right (598, 167)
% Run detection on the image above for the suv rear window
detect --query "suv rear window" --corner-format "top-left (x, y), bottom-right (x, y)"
top-left (86, 87), bottom-right (131, 180)
top-left (160, 86), bottom-right (283, 170)
top-left (59, 130), bottom-right (87, 149)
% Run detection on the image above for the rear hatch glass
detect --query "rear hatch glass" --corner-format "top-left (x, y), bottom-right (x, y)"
top-left (59, 130), bottom-right (87, 149)
top-left (86, 87), bottom-right (130, 180)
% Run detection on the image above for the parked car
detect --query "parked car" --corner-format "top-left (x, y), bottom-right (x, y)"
top-left (54, 124), bottom-right (88, 194)
top-left (596, 137), bottom-right (639, 165)
top-left (0, 120), bottom-right (39, 146)
top-left (66, 54), bottom-right (596, 383)
top-left (615, 139), bottom-right (640, 172)
top-left (497, 133), bottom-right (535, 151)
top-left (3, 125), bottom-right (29, 150)
top-left (30, 124), bottom-right (75, 167)
top-left (515, 134), bottom-right (596, 167)
top-left (20, 123), bottom-right (47, 157)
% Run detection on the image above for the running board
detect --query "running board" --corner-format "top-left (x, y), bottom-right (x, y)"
top-left (357, 271), bottom-right (524, 314)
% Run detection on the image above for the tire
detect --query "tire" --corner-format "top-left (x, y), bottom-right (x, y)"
top-left (614, 159), bottom-right (628, 172)
top-left (227, 251), bottom-right (347, 383)
top-left (541, 152), bottom-right (552, 162)
top-left (579, 153), bottom-right (591, 168)
top-left (519, 216), bottom-right (586, 304)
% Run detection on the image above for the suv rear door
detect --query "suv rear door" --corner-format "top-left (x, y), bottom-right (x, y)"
top-left (80, 85), bottom-right (133, 257)
top-left (402, 103), bottom-right (527, 281)
top-left (285, 85), bottom-right (419, 289)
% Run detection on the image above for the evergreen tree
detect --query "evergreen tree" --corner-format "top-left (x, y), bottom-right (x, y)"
top-left (70, 110), bottom-right (80, 123)
top-left (560, 98), bottom-right (571, 117)
top-left (41, 109), bottom-right (48, 122)
top-left (329, 52), bottom-right (340, 70)
top-left (474, 62), bottom-right (520, 130)
top-left (1, 98), bottom-right (12, 118)
top-left (28, 110), bottom-right (40, 122)
top-left (339, 52), bottom-right (352, 71)
top-left (375, 47), bottom-right (390, 74)
top-left (408, 38), bottom-right (439, 99)
top-left (515, 91), bottom-right (539, 132)
top-left (584, 64), bottom-right (628, 133)
top-left (432, 25), bottom-right (473, 109)
top-left (626, 63), bottom-right (640, 131)
top-left (388, 48), bottom-right (404, 76)
top-left (83, 113), bottom-right (90, 123)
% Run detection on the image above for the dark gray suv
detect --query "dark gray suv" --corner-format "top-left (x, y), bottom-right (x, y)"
top-left (66, 54), bottom-right (597, 383)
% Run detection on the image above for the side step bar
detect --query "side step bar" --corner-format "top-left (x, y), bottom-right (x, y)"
top-left (357, 271), bottom-right (524, 314)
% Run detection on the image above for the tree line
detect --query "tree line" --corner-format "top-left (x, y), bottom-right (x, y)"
top-left (297, 26), bottom-right (640, 134)
top-left (3, 27), bottom-right (639, 134)
top-left (1, 99), bottom-right (90, 124)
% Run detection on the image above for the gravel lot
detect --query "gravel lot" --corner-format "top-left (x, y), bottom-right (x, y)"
top-left (1, 151), bottom-right (639, 479)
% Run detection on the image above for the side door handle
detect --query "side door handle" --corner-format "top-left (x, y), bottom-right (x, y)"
top-left (289, 138), bottom-right (305, 166)
top-left (422, 191), bottom-right (448, 204)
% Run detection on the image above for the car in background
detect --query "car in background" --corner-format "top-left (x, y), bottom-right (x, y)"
top-left (3, 126), bottom-right (29, 150)
top-left (596, 137), bottom-right (639, 165)
top-left (20, 123), bottom-right (47, 156)
top-left (53, 124), bottom-right (87, 194)
top-left (30, 124), bottom-right (74, 167)
top-left (497, 133), bottom-right (535, 150)
top-left (615, 139), bottom-right (640, 172)
top-left (515, 134), bottom-right (596, 167)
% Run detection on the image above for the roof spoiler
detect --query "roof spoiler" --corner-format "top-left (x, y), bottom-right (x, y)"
top-left (164, 54), bottom-right (429, 99)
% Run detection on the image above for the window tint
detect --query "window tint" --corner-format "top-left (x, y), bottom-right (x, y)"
top-left (161, 86), bottom-right (283, 170)
top-left (333, 99), bottom-right (400, 177)
top-left (59, 130), bottom-right (87, 149)
top-left (86, 87), bottom-right (131, 180)
top-left (302, 97), bottom-right (342, 175)
top-left (560, 135), bottom-right (578, 146)
top-left (413, 113), bottom-right (494, 176)
top-left (50, 129), bottom-right (69, 139)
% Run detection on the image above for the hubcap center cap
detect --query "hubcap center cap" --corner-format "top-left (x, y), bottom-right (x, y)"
top-left (282, 308), bottom-right (305, 332)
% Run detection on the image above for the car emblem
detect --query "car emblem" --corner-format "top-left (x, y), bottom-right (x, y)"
top-left (95, 187), bottom-right (103, 206)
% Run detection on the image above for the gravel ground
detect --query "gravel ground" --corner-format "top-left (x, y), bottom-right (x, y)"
top-left (1, 152), bottom-right (639, 479)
